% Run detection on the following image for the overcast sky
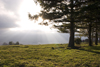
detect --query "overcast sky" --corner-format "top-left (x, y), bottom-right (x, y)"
top-left (0, 0), bottom-right (87, 45)
top-left (0, 0), bottom-right (72, 45)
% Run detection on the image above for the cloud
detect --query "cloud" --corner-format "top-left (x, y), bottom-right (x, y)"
top-left (0, 0), bottom-right (70, 45)
top-left (0, 0), bottom-right (24, 29)
top-left (0, 0), bottom-right (23, 12)
top-left (0, 15), bottom-right (19, 28)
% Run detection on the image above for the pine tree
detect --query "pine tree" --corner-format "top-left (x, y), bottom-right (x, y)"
top-left (29, 0), bottom-right (100, 47)
top-left (29, 0), bottom-right (85, 48)
top-left (79, 0), bottom-right (100, 46)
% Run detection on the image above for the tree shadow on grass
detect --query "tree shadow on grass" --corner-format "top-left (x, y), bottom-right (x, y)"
top-left (78, 46), bottom-right (100, 54)
top-left (66, 46), bottom-right (100, 54)
top-left (86, 46), bottom-right (100, 50)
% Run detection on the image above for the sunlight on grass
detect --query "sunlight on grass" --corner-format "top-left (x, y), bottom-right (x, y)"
top-left (0, 44), bottom-right (100, 67)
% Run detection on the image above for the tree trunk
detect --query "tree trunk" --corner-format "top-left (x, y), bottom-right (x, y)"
top-left (68, 22), bottom-right (75, 47)
top-left (95, 22), bottom-right (98, 45)
top-left (68, 0), bottom-right (75, 48)
top-left (91, 28), bottom-right (93, 45)
top-left (88, 22), bottom-right (92, 46)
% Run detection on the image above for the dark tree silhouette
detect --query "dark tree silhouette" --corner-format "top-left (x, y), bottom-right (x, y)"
top-left (29, 0), bottom-right (100, 47)
top-left (9, 41), bottom-right (13, 45)
top-left (15, 41), bottom-right (19, 45)
top-left (29, 0), bottom-right (85, 48)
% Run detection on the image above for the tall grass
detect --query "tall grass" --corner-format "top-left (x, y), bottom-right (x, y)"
top-left (0, 44), bottom-right (100, 67)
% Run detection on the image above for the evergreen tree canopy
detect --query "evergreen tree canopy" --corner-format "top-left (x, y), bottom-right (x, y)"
top-left (29, 0), bottom-right (100, 47)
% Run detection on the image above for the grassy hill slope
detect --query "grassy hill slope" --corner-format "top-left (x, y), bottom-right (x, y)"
top-left (0, 44), bottom-right (100, 67)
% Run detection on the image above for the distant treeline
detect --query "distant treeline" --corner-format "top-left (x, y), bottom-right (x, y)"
top-left (3, 41), bottom-right (22, 45)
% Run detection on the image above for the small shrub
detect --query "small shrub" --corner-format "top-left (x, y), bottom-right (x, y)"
top-left (75, 37), bottom-right (81, 45)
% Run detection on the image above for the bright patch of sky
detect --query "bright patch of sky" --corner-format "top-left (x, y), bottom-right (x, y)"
top-left (0, 0), bottom-right (72, 45)
top-left (8, 0), bottom-right (57, 33)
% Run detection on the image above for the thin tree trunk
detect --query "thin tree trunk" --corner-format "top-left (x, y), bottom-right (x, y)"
top-left (68, 0), bottom-right (75, 48)
top-left (91, 28), bottom-right (93, 45)
top-left (88, 22), bottom-right (92, 46)
top-left (95, 22), bottom-right (98, 45)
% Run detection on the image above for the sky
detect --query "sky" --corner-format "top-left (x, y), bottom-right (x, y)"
top-left (0, 0), bottom-right (72, 45)
top-left (0, 0), bottom-right (87, 45)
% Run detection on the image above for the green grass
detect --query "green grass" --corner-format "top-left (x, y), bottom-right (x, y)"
top-left (0, 44), bottom-right (100, 67)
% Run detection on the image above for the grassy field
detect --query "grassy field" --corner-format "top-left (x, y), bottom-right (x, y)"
top-left (0, 43), bottom-right (100, 67)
